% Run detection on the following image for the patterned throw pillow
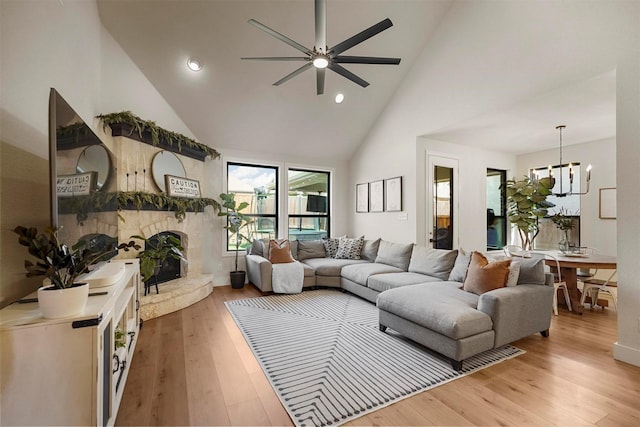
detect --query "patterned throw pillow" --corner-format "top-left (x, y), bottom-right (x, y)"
top-left (323, 237), bottom-right (341, 258)
top-left (335, 236), bottom-right (365, 260)
top-left (268, 239), bottom-right (295, 264)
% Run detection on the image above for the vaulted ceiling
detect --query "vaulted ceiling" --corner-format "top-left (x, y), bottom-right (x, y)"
top-left (98, 0), bottom-right (616, 161)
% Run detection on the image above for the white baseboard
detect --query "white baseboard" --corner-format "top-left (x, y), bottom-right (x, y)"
top-left (613, 342), bottom-right (640, 367)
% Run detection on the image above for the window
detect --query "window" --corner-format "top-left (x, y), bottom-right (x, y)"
top-left (486, 169), bottom-right (506, 250)
top-left (226, 162), bottom-right (278, 251)
top-left (287, 168), bottom-right (330, 241)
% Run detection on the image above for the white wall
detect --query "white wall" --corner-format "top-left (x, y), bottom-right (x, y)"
top-left (517, 138), bottom-right (617, 255)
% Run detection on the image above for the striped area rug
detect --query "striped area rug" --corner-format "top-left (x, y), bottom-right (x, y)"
top-left (225, 289), bottom-right (524, 427)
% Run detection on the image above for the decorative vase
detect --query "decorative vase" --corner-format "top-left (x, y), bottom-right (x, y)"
top-left (230, 271), bottom-right (246, 289)
top-left (559, 230), bottom-right (571, 253)
top-left (37, 282), bottom-right (89, 319)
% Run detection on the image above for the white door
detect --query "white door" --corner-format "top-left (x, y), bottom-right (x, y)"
top-left (427, 154), bottom-right (459, 249)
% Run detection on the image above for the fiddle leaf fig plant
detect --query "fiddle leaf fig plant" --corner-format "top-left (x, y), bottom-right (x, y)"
top-left (218, 193), bottom-right (254, 272)
top-left (503, 176), bottom-right (556, 250)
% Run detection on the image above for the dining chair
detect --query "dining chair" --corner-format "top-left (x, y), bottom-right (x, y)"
top-left (531, 251), bottom-right (571, 315)
top-left (580, 269), bottom-right (618, 310)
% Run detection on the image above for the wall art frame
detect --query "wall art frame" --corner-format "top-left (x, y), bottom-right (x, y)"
top-left (599, 187), bottom-right (616, 219)
top-left (384, 176), bottom-right (402, 212)
top-left (369, 180), bottom-right (384, 213)
top-left (356, 183), bottom-right (369, 213)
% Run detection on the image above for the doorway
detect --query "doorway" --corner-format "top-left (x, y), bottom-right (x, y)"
top-left (427, 155), bottom-right (458, 250)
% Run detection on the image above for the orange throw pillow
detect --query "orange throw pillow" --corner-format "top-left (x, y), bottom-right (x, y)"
top-left (268, 239), bottom-right (295, 264)
top-left (462, 251), bottom-right (511, 295)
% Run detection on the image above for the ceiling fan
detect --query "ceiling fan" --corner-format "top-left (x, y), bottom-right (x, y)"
top-left (242, 0), bottom-right (401, 95)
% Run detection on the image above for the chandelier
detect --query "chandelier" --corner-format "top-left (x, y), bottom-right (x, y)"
top-left (543, 125), bottom-right (592, 198)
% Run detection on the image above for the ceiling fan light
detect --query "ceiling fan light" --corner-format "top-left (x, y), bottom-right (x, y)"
top-left (335, 93), bottom-right (344, 103)
top-left (187, 57), bottom-right (202, 71)
top-left (312, 55), bottom-right (329, 69)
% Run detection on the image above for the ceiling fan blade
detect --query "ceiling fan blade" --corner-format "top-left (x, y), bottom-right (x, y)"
top-left (315, 0), bottom-right (326, 52)
top-left (316, 68), bottom-right (325, 95)
top-left (334, 55), bottom-right (401, 65)
top-left (329, 18), bottom-right (393, 56)
top-left (273, 62), bottom-right (314, 86)
top-left (328, 63), bottom-right (369, 88)
top-left (242, 57), bottom-right (309, 61)
top-left (248, 19), bottom-right (312, 55)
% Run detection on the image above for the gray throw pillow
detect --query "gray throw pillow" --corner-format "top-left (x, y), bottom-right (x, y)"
top-left (289, 240), bottom-right (299, 260)
top-left (296, 239), bottom-right (327, 260)
top-left (250, 239), bottom-right (265, 257)
top-left (375, 240), bottom-right (413, 271)
top-left (360, 238), bottom-right (381, 261)
top-left (408, 245), bottom-right (458, 280)
top-left (448, 249), bottom-right (471, 282)
top-left (335, 236), bottom-right (365, 260)
top-left (516, 256), bottom-right (546, 285)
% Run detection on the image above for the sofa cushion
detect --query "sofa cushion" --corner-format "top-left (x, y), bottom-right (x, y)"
top-left (323, 237), bottom-right (341, 258)
top-left (368, 272), bottom-right (441, 293)
top-left (250, 239), bottom-right (267, 257)
top-left (341, 262), bottom-right (404, 286)
top-left (462, 252), bottom-right (511, 295)
top-left (374, 240), bottom-right (413, 270)
top-left (335, 236), bottom-right (365, 260)
top-left (296, 240), bottom-right (327, 260)
top-left (302, 263), bottom-right (315, 277)
top-left (268, 239), bottom-right (294, 264)
top-left (516, 256), bottom-right (546, 285)
top-left (408, 246), bottom-right (458, 280)
top-left (448, 249), bottom-right (471, 282)
top-left (301, 258), bottom-right (368, 276)
top-left (360, 238), bottom-right (381, 261)
top-left (377, 282), bottom-right (492, 340)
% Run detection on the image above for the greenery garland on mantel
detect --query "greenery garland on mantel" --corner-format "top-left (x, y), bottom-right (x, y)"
top-left (58, 191), bottom-right (221, 224)
top-left (96, 111), bottom-right (221, 160)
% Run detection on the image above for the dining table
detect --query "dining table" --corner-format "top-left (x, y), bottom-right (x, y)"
top-left (542, 252), bottom-right (617, 315)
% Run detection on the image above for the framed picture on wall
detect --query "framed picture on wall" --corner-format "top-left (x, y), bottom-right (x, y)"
top-left (356, 183), bottom-right (369, 213)
top-left (384, 176), bottom-right (402, 212)
top-left (370, 180), bottom-right (384, 213)
top-left (599, 187), bottom-right (616, 219)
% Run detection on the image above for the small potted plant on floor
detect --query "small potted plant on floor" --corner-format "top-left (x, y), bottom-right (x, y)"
top-left (13, 226), bottom-right (139, 318)
top-left (218, 193), bottom-right (254, 289)
top-left (130, 233), bottom-right (187, 294)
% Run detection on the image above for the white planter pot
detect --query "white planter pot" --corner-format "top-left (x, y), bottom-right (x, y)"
top-left (37, 283), bottom-right (89, 319)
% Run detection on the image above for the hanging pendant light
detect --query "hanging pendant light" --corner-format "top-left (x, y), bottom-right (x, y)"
top-left (548, 125), bottom-right (592, 197)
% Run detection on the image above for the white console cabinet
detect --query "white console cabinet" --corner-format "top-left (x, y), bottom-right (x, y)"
top-left (0, 260), bottom-right (140, 426)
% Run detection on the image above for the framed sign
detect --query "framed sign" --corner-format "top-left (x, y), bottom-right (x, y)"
top-left (56, 171), bottom-right (97, 197)
top-left (384, 176), bottom-right (402, 212)
top-left (165, 175), bottom-right (201, 198)
top-left (369, 180), bottom-right (384, 213)
top-left (599, 187), bottom-right (616, 219)
top-left (356, 183), bottom-right (369, 213)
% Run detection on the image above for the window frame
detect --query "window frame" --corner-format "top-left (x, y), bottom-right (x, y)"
top-left (286, 167), bottom-right (331, 241)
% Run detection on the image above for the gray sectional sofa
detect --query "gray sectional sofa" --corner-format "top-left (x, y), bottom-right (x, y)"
top-left (245, 237), bottom-right (554, 370)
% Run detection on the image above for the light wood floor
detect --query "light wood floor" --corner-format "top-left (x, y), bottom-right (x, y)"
top-left (116, 285), bottom-right (640, 427)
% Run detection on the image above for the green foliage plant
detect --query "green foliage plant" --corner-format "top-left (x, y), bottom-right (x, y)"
top-left (13, 226), bottom-right (139, 290)
top-left (130, 233), bottom-right (187, 283)
top-left (217, 193), bottom-right (254, 272)
top-left (551, 207), bottom-right (577, 231)
top-left (96, 111), bottom-right (221, 159)
top-left (503, 176), bottom-right (556, 250)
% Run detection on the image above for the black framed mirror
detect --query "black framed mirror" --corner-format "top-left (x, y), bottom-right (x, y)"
top-left (76, 145), bottom-right (111, 190)
top-left (152, 150), bottom-right (186, 192)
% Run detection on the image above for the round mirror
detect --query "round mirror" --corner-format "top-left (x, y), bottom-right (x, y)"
top-left (76, 145), bottom-right (111, 190)
top-left (152, 151), bottom-right (186, 192)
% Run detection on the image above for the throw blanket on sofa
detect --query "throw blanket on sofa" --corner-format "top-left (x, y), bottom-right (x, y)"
top-left (272, 261), bottom-right (304, 293)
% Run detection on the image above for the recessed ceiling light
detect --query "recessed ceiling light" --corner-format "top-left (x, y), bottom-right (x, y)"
top-left (187, 57), bottom-right (202, 72)
top-left (335, 93), bottom-right (344, 104)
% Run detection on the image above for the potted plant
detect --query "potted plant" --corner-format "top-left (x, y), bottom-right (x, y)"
top-left (551, 208), bottom-right (577, 253)
top-left (218, 193), bottom-right (254, 289)
top-left (13, 226), bottom-right (139, 318)
top-left (130, 233), bottom-right (187, 294)
top-left (504, 176), bottom-right (556, 251)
